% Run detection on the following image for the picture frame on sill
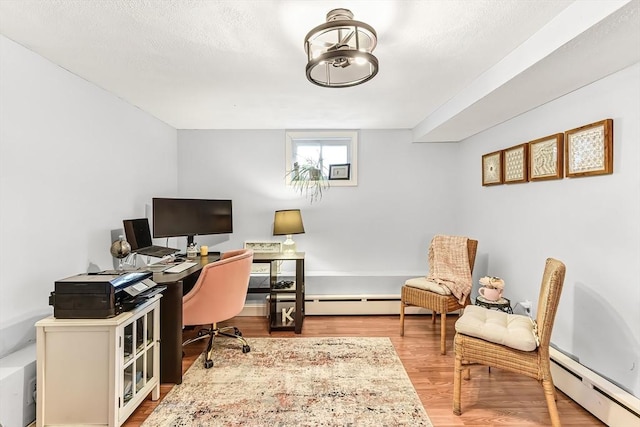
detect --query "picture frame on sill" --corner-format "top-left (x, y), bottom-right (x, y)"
top-left (503, 143), bottom-right (529, 184)
top-left (328, 163), bottom-right (350, 180)
top-left (482, 150), bottom-right (503, 186)
top-left (565, 119), bottom-right (613, 178)
top-left (529, 133), bottom-right (564, 181)
top-left (244, 241), bottom-right (282, 274)
top-left (243, 241), bottom-right (282, 253)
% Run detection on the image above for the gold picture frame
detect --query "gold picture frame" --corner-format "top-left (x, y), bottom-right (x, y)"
top-left (529, 133), bottom-right (564, 181)
top-left (482, 150), bottom-right (503, 186)
top-left (565, 119), bottom-right (613, 177)
top-left (503, 143), bottom-right (529, 184)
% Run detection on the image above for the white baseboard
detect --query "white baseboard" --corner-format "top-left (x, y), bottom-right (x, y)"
top-left (305, 294), bottom-right (429, 315)
top-left (550, 347), bottom-right (639, 426)
top-left (239, 294), bottom-right (431, 317)
top-left (239, 303), bottom-right (268, 317)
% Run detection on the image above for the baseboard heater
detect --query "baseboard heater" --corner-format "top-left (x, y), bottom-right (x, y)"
top-left (240, 294), bottom-right (432, 317)
top-left (550, 347), bottom-right (640, 426)
top-left (0, 343), bottom-right (36, 427)
top-left (304, 294), bottom-right (431, 315)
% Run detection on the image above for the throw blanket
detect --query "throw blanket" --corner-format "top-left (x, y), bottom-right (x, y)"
top-left (426, 235), bottom-right (472, 304)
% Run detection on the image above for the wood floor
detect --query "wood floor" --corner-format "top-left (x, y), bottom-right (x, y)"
top-left (124, 314), bottom-right (604, 426)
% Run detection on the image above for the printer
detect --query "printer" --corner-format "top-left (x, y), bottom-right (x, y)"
top-left (49, 271), bottom-right (166, 319)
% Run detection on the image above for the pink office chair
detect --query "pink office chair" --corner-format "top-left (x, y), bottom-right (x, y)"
top-left (182, 248), bottom-right (254, 368)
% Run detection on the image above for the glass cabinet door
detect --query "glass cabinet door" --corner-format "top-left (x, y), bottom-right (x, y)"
top-left (123, 363), bottom-right (134, 405)
top-left (146, 310), bottom-right (154, 346)
top-left (135, 355), bottom-right (145, 393)
top-left (145, 310), bottom-right (154, 383)
top-left (135, 316), bottom-right (144, 353)
top-left (120, 302), bottom-right (158, 413)
top-left (123, 322), bottom-right (133, 364)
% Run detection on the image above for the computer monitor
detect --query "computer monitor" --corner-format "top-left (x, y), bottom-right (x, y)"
top-left (152, 198), bottom-right (233, 247)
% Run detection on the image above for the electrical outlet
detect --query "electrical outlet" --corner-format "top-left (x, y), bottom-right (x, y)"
top-left (520, 300), bottom-right (532, 314)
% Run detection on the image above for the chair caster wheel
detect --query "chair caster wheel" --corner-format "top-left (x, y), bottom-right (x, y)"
top-left (234, 328), bottom-right (242, 337)
top-left (242, 345), bottom-right (251, 353)
top-left (204, 360), bottom-right (214, 369)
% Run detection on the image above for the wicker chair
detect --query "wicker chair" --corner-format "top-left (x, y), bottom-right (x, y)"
top-left (452, 258), bottom-right (566, 427)
top-left (400, 238), bottom-right (478, 355)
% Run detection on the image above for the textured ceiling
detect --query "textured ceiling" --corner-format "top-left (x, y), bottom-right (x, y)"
top-left (0, 0), bottom-right (638, 141)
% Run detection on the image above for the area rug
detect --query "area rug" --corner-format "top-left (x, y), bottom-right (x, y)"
top-left (142, 337), bottom-right (432, 426)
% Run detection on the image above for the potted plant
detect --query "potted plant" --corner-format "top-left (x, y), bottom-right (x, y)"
top-left (286, 160), bottom-right (329, 203)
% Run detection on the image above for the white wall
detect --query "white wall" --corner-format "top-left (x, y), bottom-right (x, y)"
top-left (2, 28), bottom-right (637, 404)
top-left (177, 129), bottom-right (460, 295)
top-left (0, 35), bottom-right (178, 357)
top-left (456, 63), bottom-right (640, 397)
top-left (178, 64), bottom-right (640, 398)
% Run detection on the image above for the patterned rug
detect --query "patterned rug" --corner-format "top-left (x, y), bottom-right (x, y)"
top-left (142, 337), bottom-right (432, 426)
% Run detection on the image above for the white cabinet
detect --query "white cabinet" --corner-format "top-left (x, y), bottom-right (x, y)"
top-left (36, 295), bottom-right (161, 427)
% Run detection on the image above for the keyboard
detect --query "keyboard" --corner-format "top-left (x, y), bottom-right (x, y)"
top-left (163, 262), bottom-right (197, 274)
top-left (147, 263), bottom-right (171, 272)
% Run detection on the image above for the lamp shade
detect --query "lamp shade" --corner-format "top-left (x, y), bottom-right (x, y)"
top-left (273, 209), bottom-right (305, 235)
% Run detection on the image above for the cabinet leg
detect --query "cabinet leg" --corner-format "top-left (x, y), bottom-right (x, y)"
top-left (152, 383), bottom-right (160, 400)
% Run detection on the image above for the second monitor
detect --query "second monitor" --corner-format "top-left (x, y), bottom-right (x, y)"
top-left (152, 198), bottom-right (233, 247)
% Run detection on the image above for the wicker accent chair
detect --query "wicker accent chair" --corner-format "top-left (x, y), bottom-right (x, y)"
top-left (453, 258), bottom-right (566, 427)
top-left (400, 238), bottom-right (478, 355)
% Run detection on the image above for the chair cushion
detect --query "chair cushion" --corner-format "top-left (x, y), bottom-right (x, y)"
top-left (404, 277), bottom-right (451, 295)
top-left (455, 305), bottom-right (538, 351)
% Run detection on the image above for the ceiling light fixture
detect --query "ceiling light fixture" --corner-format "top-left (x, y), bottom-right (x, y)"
top-left (304, 8), bottom-right (378, 88)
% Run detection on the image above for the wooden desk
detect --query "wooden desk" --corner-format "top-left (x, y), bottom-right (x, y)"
top-left (252, 252), bottom-right (305, 334)
top-left (152, 254), bottom-right (220, 384)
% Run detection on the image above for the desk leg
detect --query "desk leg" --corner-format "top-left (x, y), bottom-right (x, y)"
top-left (294, 259), bottom-right (304, 334)
top-left (160, 280), bottom-right (183, 384)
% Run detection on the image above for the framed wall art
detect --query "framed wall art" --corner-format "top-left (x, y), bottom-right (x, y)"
top-left (503, 143), bottom-right (529, 184)
top-left (565, 119), bottom-right (613, 178)
top-left (529, 133), bottom-right (564, 181)
top-left (328, 163), bottom-right (351, 180)
top-left (482, 150), bottom-right (503, 186)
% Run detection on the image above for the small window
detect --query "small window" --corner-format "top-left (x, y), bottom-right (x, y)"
top-left (285, 130), bottom-right (358, 186)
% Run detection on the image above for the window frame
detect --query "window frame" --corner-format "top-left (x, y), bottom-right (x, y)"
top-left (285, 130), bottom-right (358, 187)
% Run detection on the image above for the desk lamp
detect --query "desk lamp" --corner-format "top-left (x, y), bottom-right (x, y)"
top-left (273, 209), bottom-right (305, 253)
